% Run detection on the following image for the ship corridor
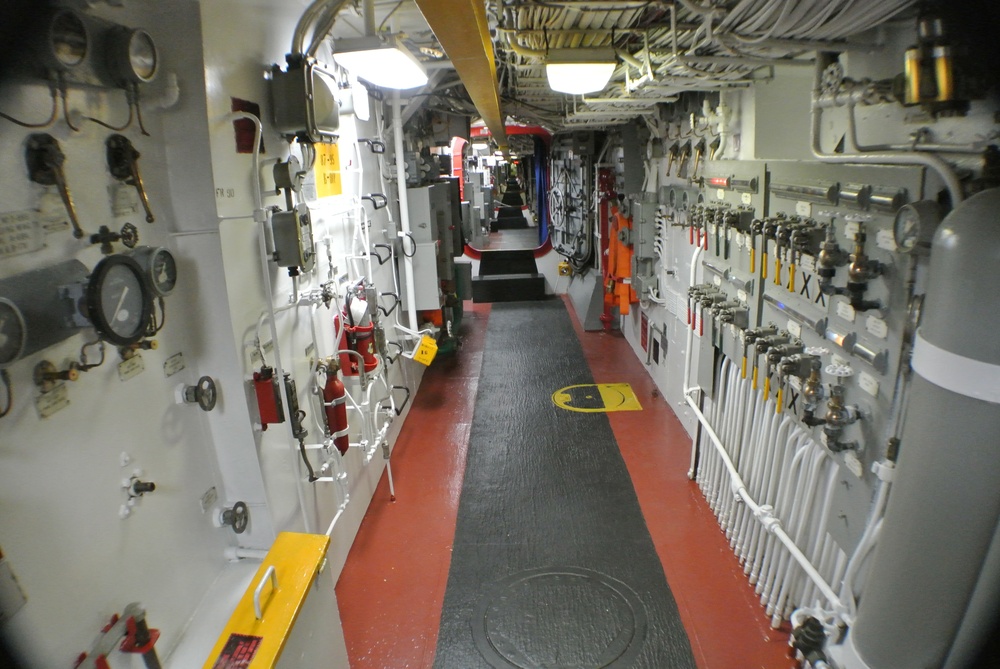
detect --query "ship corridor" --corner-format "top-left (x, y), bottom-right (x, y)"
top-left (336, 299), bottom-right (791, 668)
top-left (2, 1), bottom-right (1000, 668)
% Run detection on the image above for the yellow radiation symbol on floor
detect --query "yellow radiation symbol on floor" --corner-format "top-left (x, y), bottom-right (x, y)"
top-left (551, 383), bottom-right (643, 413)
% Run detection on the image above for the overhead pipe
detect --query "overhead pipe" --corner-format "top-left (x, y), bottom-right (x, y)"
top-left (809, 57), bottom-right (964, 206)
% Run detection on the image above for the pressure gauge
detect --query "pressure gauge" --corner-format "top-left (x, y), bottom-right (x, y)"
top-left (45, 9), bottom-right (89, 71)
top-left (0, 299), bottom-right (27, 368)
top-left (85, 255), bottom-right (153, 346)
top-left (106, 26), bottom-right (158, 84)
top-left (128, 246), bottom-right (177, 297)
top-left (893, 200), bottom-right (941, 254)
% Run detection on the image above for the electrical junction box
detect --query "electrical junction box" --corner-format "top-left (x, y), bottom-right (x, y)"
top-left (400, 242), bottom-right (443, 312)
top-left (271, 204), bottom-right (316, 273)
top-left (269, 58), bottom-right (340, 143)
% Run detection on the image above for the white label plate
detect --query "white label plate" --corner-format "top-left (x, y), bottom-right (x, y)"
top-left (118, 355), bottom-right (145, 382)
top-left (713, 275), bottom-right (722, 286)
top-left (716, 188), bottom-right (725, 200)
top-left (796, 201), bottom-right (811, 216)
top-left (845, 221), bottom-right (860, 239)
top-left (737, 289), bottom-right (748, 302)
top-left (36, 383), bottom-right (69, 419)
top-left (787, 319), bottom-right (802, 338)
top-left (800, 255), bottom-right (816, 272)
top-left (163, 353), bottom-right (186, 378)
top-left (0, 210), bottom-right (45, 259)
top-left (836, 300), bottom-right (856, 322)
top-left (859, 371), bottom-right (879, 398)
top-left (844, 451), bottom-right (864, 478)
top-left (788, 376), bottom-right (802, 391)
top-left (741, 192), bottom-right (752, 206)
top-left (110, 184), bottom-right (139, 217)
top-left (865, 315), bottom-right (888, 339)
top-left (876, 229), bottom-right (897, 252)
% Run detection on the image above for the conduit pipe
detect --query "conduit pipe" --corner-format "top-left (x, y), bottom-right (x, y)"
top-left (809, 58), bottom-right (965, 206)
top-left (227, 111), bottom-right (314, 535)
top-left (683, 282), bottom-right (843, 611)
top-left (390, 91), bottom-right (418, 333)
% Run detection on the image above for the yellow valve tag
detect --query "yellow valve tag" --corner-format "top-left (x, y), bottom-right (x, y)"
top-left (763, 375), bottom-right (771, 397)
top-left (411, 335), bottom-right (438, 366)
top-left (761, 252), bottom-right (768, 279)
top-left (776, 387), bottom-right (784, 413)
top-left (750, 246), bottom-right (756, 273)
top-left (788, 264), bottom-right (796, 292)
top-left (741, 356), bottom-right (748, 379)
top-left (774, 257), bottom-right (782, 285)
top-left (752, 365), bottom-right (759, 390)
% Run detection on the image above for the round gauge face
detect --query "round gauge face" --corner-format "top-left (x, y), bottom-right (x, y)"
top-left (86, 256), bottom-right (153, 346)
top-left (127, 30), bottom-right (157, 82)
top-left (49, 10), bottom-right (88, 68)
top-left (150, 248), bottom-right (177, 296)
top-left (0, 299), bottom-right (26, 367)
top-left (893, 204), bottom-right (922, 252)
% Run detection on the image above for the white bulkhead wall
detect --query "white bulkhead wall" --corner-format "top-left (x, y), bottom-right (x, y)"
top-left (0, 0), bottom-right (422, 665)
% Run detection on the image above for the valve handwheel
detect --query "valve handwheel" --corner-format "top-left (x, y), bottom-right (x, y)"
top-left (195, 376), bottom-right (217, 411)
top-left (222, 501), bottom-right (249, 534)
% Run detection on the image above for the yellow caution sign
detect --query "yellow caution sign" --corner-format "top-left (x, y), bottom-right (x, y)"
top-left (552, 383), bottom-right (643, 413)
top-left (315, 143), bottom-right (342, 198)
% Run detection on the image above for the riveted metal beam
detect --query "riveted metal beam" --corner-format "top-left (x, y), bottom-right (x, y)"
top-left (414, 0), bottom-right (508, 150)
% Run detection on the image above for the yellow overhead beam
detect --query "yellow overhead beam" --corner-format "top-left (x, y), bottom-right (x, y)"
top-left (414, 0), bottom-right (508, 150)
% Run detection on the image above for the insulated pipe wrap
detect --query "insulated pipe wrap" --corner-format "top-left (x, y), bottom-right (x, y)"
top-left (852, 188), bottom-right (1000, 668)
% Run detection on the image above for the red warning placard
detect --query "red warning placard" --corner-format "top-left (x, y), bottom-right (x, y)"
top-left (211, 633), bottom-right (263, 668)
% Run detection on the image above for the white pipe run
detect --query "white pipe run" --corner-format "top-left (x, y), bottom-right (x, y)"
top-left (391, 90), bottom-right (419, 333)
top-left (227, 111), bottom-right (315, 536)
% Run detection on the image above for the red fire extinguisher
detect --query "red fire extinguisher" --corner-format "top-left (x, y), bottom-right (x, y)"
top-left (336, 295), bottom-right (379, 375)
top-left (321, 358), bottom-right (349, 455)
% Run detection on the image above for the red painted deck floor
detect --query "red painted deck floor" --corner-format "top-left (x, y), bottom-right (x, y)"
top-left (336, 299), bottom-right (794, 668)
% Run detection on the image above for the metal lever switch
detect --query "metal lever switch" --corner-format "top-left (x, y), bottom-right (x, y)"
top-left (107, 135), bottom-right (155, 223)
top-left (26, 133), bottom-right (84, 238)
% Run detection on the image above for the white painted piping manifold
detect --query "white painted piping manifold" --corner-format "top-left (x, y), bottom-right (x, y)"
top-left (682, 242), bottom-right (844, 618)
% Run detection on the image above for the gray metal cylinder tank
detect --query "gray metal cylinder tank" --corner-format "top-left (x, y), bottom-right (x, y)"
top-left (853, 188), bottom-right (1000, 668)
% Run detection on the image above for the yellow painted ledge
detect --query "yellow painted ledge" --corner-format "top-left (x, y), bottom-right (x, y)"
top-left (203, 532), bottom-right (330, 668)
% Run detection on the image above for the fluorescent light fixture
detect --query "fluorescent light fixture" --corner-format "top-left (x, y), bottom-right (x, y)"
top-left (545, 48), bottom-right (617, 95)
top-left (333, 36), bottom-right (428, 90)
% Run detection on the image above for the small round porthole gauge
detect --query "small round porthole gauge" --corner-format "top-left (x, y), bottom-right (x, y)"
top-left (0, 299), bottom-right (27, 368)
top-left (129, 246), bottom-right (177, 297)
top-left (85, 255), bottom-right (153, 346)
top-left (47, 8), bottom-right (89, 70)
top-left (893, 200), bottom-right (941, 255)
top-left (107, 26), bottom-right (158, 85)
